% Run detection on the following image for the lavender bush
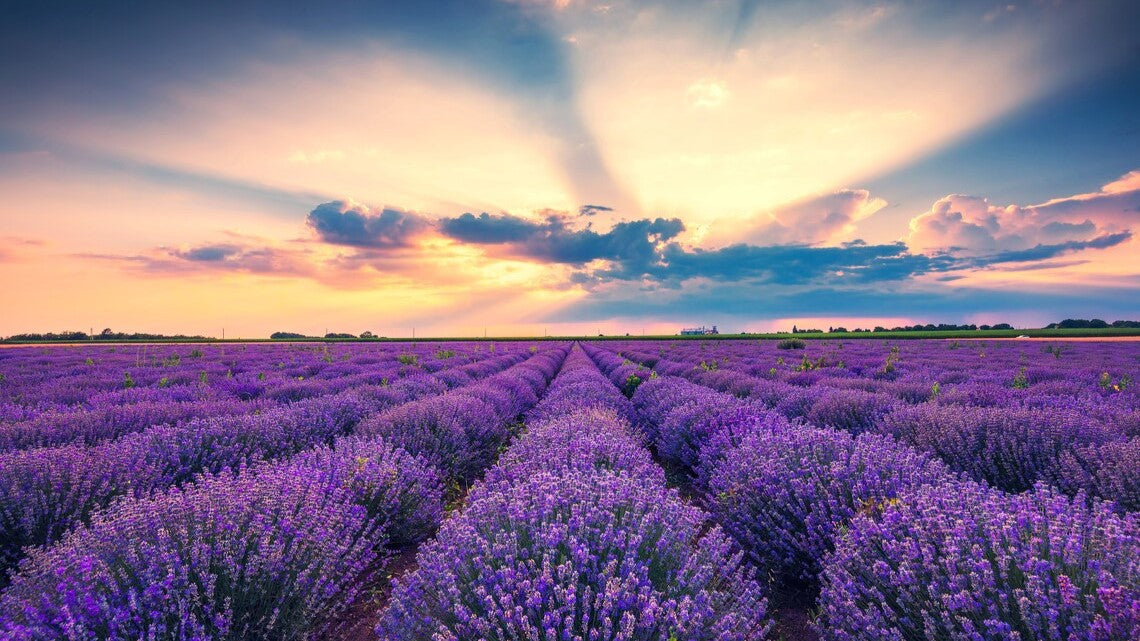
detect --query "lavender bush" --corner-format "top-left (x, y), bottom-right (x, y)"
top-left (881, 403), bottom-right (1122, 493)
top-left (803, 388), bottom-right (897, 435)
top-left (377, 468), bottom-right (772, 641)
top-left (484, 406), bottom-right (662, 487)
top-left (816, 480), bottom-right (1140, 641)
top-left (289, 435), bottom-right (444, 547)
top-left (356, 393), bottom-right (503, 485)
top-left (705, 426), bottom-right (952, 586)
top-left (0, 466), bottom-right (381, 641)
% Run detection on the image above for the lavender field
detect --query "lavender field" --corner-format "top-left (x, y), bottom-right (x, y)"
top-left (0, 339), bottom-right (1137, 640)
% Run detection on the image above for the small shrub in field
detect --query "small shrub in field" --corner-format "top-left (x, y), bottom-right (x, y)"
top-left (622, 371), bottom-right (643, 395)
top-left (1011, 366), bottom-right (1029, 388)
top-left (777, 338), bottom-right (806, 350)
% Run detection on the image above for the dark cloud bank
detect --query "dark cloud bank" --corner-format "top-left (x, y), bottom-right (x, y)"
top-left (302, 201), bottom-right (1131, 289)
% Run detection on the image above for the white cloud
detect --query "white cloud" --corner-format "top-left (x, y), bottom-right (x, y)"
top-left (686, 79), bottom-right (730, 109)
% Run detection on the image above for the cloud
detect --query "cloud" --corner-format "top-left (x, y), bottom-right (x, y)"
top-left (590, 240), bottom-right (952, 286)
top-left (438, 212), bottom-right (546, 244)
top-left (174, 245), bottom-right (242, 262)
top-left (158, 244), bottom-right (314, 276)
top-left (407, 171), bottom-right (1138, 290)
top-left (907, 172), bottom-right (1140, 255)
top-left (736, 189), bottom-right (888, 245)
top-left (971, 232), bottom-right (1132, 265)
top-left (437, 211), bottom-right (684, 269)
top-left (0, 236), bottom-right (45, 262)
top-left (1102, 170), bottom-right (1140, 194)
top-left (307, 201), bottom-right (432, 248)
top-left (77, 236), bottom-right (319, 278)
top-left (70, 167), bottom-right (1140, 318)
top-left (578, 204), bottom-right (613, 216)
top-left (686, 79), bottom-right (730, 108)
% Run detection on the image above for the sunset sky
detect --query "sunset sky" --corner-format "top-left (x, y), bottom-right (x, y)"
top-left (2, 0), bottom-right (1139, 337)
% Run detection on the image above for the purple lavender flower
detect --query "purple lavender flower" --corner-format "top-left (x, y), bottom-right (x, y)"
top-left (816, 480), bottom-right (1140, 641)
top-left (705, 426), bottom-right (951, 586)
top-left (0, 466), bottom-right (381, 641)
top-left (378, 468), bottom-right (772, 641)
top-left (882, 403), bottom-right (1122, 493)
top-left (289, 435), bottom-right (445, 547)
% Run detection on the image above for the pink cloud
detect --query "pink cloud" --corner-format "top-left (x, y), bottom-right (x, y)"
top-left (907, 171), bottom-right (1140, 255)
top-left (738, 189), bottom-right (887, 245)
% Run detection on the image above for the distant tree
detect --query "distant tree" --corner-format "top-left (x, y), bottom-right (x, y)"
top-left (270, 331), bottom-right (307, 339)
top-left (360, 331), bottom-right (375, 339)
top-left (1051, 318), bottom-right (1110, 329)
top-left (991, 323), bottom-right (1013, 330)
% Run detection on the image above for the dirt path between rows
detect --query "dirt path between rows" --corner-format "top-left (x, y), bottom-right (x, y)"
top-left (326, 547), bottom-right (420, 641)
top-left (651, 442), bottom-right (820, 641)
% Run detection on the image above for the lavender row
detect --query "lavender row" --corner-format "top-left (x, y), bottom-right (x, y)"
top-left (610, 340), bottom-right (1139, 430)
top-left (355, 345), bottom-right (570, 489)
top-left (0, 343), bottom-right (527, 449)
top-left (0, 352), bottom-right (534, 585)
top-left (0, 342), bottom-right (524, 422)
top-left (0, 350), bottom-right (526, 453)
top-left (626, 373), bottom-right (1140, 640)
top-left (0, 346), bottom-right (571, 640)
top-left (632, 339), bottom-right (1139, 402)
top-left (377, 347), bottom-right (774, 640)
top-left (601, 343), bottom-right (1139, 510)
top-left (0, 444), bottom-right (432, 639)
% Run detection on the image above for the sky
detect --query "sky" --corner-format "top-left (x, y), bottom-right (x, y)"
top-left (1, 0), bottom-right (1139, 337)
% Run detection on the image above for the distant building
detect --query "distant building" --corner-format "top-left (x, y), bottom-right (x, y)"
top-left (680, 325), bottom-right (719, 336)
